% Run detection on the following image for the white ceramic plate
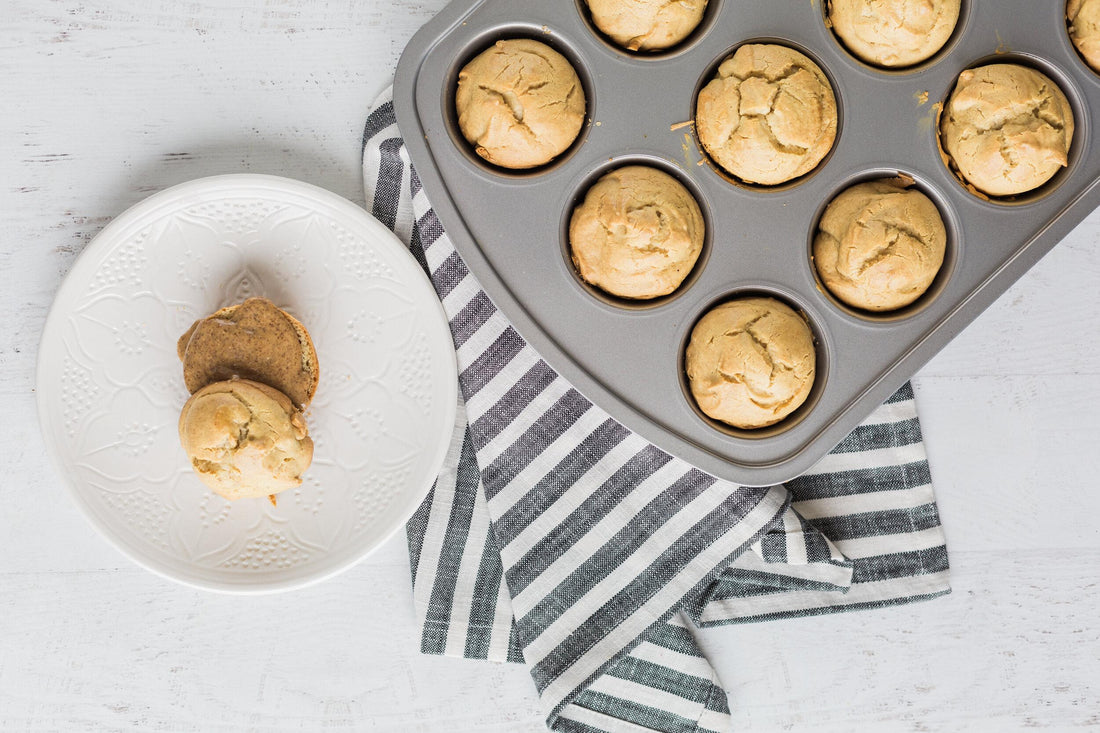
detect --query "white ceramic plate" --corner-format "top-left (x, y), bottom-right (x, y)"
top-left (37, 174), bottom-right (457, 593)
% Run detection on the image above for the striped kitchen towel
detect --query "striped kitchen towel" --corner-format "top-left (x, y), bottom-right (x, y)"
top-left (363, 87), bottom-right (950, 733)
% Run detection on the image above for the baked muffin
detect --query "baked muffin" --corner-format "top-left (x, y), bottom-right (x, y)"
top-left (696, 44), bottom-right (838, 186)
top-left (178, 297), bottom-right (319, 408)
top-left (940, 64), bottom-right (1074, 197)
top-left (814, 179), bottom-right (947, 311)
top-left (1069, 0), bottom-right (1100, 72)
top-left (585, 0), bottom-right (708, 52)
top-left (569, 166), bottom-right (705, 299)
top-left (179, 379), bottom-right (314, 501)
top-left (685, 297), bottom-right (816, 429)
top-left (456, 39), bottom-right (586, 169)
top-left (828, 0), bottom-right (961, 68)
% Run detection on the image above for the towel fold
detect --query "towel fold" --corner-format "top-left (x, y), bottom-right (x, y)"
top-left (363, 87), bottom-right (950, 733)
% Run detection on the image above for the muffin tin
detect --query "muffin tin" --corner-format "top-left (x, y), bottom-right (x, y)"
top-left (393, 0), bottom-right (1100, 486)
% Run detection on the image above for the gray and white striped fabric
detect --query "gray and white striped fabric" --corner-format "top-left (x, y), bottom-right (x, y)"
top-left (363, 87), bottom-right (950, 733)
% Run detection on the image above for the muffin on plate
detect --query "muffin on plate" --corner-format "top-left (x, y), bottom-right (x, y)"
top-left (584, 0), bottom-right (708, 52)
top-left (177, 297), bottom-right (319, 502)
top-left (178, 296), bottom-right (319, 408)
top-left (939, 64), bottom-right (1074, 197)
top-left (456, 39), bottom-right (586, 169)
top-left (179, 379), bottom-right (314, 501)
top-left (828, 0), bottom-right (961, 68)
top-left (696, 44), bottom-right (838, 186)
top-left (813, 178), bottom-right (947, 311)
top-left (685, 297), bottom-right (816, 429)
top-left (569, 165), bottom-right (705, 299)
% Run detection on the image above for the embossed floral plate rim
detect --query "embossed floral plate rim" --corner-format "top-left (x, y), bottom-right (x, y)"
top-left (36, 174), bottom-right (458, 594)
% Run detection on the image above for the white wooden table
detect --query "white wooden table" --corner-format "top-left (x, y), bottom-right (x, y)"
top-left (3, 2), bottom-right (1099, 730)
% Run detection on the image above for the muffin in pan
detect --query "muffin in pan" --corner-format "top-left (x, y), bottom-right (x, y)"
top-left (685, 297), bottom-right (816, 430)
top-left (456, 39), bottom-right (586, 170)
top-left (813, 178), bottom-right (947, 312)
top-left (827, 0), bottom-right (961, 68)
top-left (569, 165), bottom-right (705, 300)
top-left (696, 44), bottom-right (838, 186)
top-left (1069, 0), bottom-right (1100, 73)
top-left (584, 0), bottom-right (708, 52)
top-left (939, 63), bottom-right (1074, 198)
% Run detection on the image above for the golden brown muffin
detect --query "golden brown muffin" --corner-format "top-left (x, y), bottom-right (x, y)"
top-left (940, 64), bottom-right (1074, 197)
top-left (828, 0), bottom-right (961, 68)
top-left (585, 0), bottom-right (708, 52)
top-left (1069, 0), bottom-right (1100, 72)
top-left (696, 44), bottom-right (838, 186)
top-left (569, 166), bottom-right (705, 299)
top-left (179, 379), bottom-right (314, 501)
top-left (456, 39), bottom-right (586, 169)
top-left (813, 179), bottom-right (947, 311)
top-left (178, 297), bottom-right (319, 408)
top-left (685, 297), bottom-right (816, 429)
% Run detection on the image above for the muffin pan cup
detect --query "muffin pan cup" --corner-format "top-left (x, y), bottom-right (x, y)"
top-left (394, 0), bottom-right (1100, 486)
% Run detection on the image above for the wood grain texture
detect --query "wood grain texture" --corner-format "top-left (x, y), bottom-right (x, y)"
top-left (919, 228), bottom-right (1100, 378)
top-left (914, 375), bottom-right (1100, 553)
top-left (707, 550), bottom-right (1100, 732)
top-left (3, 0), bottom-right (1100, 730)
top-left (0, 566), bottom-right (546, 732)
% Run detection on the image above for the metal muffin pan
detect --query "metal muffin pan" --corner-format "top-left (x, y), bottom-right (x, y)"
top-left (394, 0), bottom-right (1100, 486)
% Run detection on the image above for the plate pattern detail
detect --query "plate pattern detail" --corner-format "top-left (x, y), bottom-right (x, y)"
top-left (39, 177), bottom-right (456, 591)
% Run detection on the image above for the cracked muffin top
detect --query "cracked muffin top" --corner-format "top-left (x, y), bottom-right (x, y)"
top-left (569, 165), bottom-right (705, 300)
top-left (685, 297), bottom-right (816, 429)
top-left (179, 379), bottom-right (314, 501)
top-left (584, 0), bottom-right (708, 52)
top-left (828, 0), bottom-right (961, 68)
top-left (813, 178), bottom-right (947, 312)
top-left (695, 44), bottom-right (838, 186)
top-left (939, 63), bottom-right (1074, 197)
top-left (455, 39), bottom-right (586, 170)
